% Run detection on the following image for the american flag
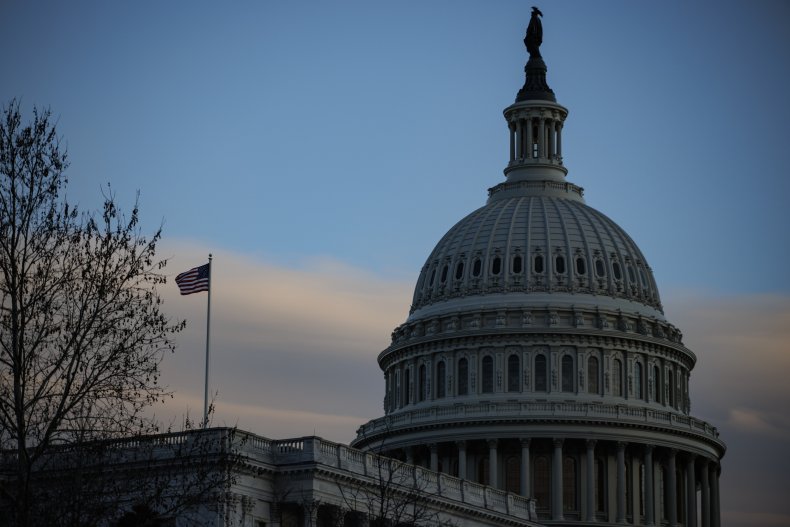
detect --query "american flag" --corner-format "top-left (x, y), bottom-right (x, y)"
top-left (175, 263), bottom-right (210, 295)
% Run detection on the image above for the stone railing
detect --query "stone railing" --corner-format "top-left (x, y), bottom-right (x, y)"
top-left (356, 401), bottom-right (721, 442)
top-left (233, 432), bottom-right (537, 522)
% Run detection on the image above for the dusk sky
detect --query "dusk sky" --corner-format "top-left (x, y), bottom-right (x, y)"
top-left (2, 1), bottom-right (789, 525)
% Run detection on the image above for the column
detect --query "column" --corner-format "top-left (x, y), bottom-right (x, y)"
top-left (488, 439), bottom-right (498, 488)
top-left (616, 442), bottom-right (626, 523)
top-left (457, 441), bottom-right (467, 480)
top-left (515, 120), bottom-right (523, 159)
top-left (686, 455), bottom-right (697, 527)
top-left (507, 122), bottom-right (516, 161)
top-left (548, 119), bottom-right (555, 160)
top-left (526, 117), bottom-right (534, 159)
top-left (585, 439), bottom-right (596, 522)
top-left (521, 439), bottom-right (532, 497)
top-left (644, 446), bottom-right (655, 526)
top-left (552, 438), bottom-right (564, 521)
top-left (668, 450), bottom-right (677, 527)
top-left (556, 122), bottom-right (563, 160)
top-left (538, 118), bottom-right (546, 160)
top-left (430, 444), bottom-right (439, 472)
top-left (700, 458), bottom-right (710, 527)
top-left (303, 507), bottom-right (318, 527)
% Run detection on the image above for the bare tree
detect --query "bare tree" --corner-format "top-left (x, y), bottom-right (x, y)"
top-left (0, 100), bottom-right (185, 526)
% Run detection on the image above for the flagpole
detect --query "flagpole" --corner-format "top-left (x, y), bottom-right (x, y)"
top-left (203, 254), bottom-right (212, 428)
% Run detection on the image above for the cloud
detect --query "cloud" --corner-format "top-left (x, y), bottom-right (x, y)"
top-left (152, 240), bottom-right (413, 443)
top-left (662, 290), bottom-right (790, 526)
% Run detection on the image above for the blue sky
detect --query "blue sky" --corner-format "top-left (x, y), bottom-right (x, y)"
top-left (2, 1), bottom-right (790, 525)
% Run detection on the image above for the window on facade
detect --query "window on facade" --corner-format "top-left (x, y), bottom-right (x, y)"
top-left (472, 258), bottom-right (482, 277)
top-left (612, 261), bottom-right (622, 280)
top-left (482, 356), bottom-right (494, 394)
top-left (478, 457), bottom-right (490, 486)
top-left (535, 354), bottom-right (548, 392)
top-left (576, 257), bottom-right (586, 275)
top-left (556, 255), bottom-right (566, 274)
top-left (492, 256), bottom-right (502, 275)
top-left (595, 259), bottom-right (605, 277)
top-left (613, 358), bottom-right (623, 397)
top-left (534, 254), bottom-right (544, 273)
top-left (507, 354), bottom-right (520, 392)
top-left (563, 456), bottom-right (577, 512)
top-left (639, 268), bottom-right (648, 287)
top-left (455, 261), bottom-right (464, 280)
top-left (436, 361), bottom-right (446, 399)
top-left (588, 356), bottom-right (599, 394)
top-left (458, 358), bottom-right (469, 396)
top-left (534, 456), bottom-right (550, 510)
top-left (634, 362), bottom-right (643, 400)
top-left (404, 368), bottom-right (411, 405)
top-left (512, 255), bottom-right (523, 274)
top-left (429, 268), bottom-right (436, 286)
top-left (561, 355), bottom-right (574, 392)
top-left (440, 264), bottom-right (448, 283)
top-left (596, 458), bottom-right (607, 513)
top-left (627, 265), bottom-right (636, 283)
top-left (505, 456), bottom-right (520, 494)
top-left (418, 364), bottom-right (426, 402)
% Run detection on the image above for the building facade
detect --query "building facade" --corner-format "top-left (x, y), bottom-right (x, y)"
top-left (350, 9), bottom-right (725, 527)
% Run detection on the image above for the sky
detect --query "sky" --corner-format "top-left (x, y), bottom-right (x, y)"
top-left (2, 1), bottom-right (789, 525)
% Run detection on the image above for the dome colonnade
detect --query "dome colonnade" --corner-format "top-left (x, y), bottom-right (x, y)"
top-left (352, 8), bottom-right (724, 527)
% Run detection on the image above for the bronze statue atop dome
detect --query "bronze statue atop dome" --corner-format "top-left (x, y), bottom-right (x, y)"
top-left (525, 6), bottom-right (543, 59)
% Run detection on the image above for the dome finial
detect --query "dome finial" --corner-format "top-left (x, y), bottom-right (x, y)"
top-left (516, 6), bottom-right (556, 102)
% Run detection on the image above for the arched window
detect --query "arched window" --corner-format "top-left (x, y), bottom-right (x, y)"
top-left (507, 354), bottom-right (520, 392)
top-left (534, 456), bottom-right (550, 510)
top-left (668, 367), bottom-right (675, 407)
top-left (595, 259), bottom-right (605, 277)
top-left (612, 261), bottom-right (623, 280)
top-left (394, 370), bottom-right (400, 408)
top-left (576, 257), bottom-right (586, 275)
top-left (418, 364), bottom-right (426, 402)
top-left (534, 254), bottom-right (544, 274)
top-left (436, 361), bottom-right (446, 399)
top-left (455, 261), bottom-right (464, 280)
top-left (429, 267), bottom-right (436, 286)
top-left (653, 365), bottom-right (661, 404)
top-left (404, 367), bottom-right (411, 405)
top-left (634, 362), bottom-right (643, 400)
top-left (512, 255), bottom-right (523, 274)
top-left (613, 358), bottom-right (623, 397)
top-left (492, 256), bottom-right (502, 275)
top-left (458, 358), bottom-right (469, 396)
top-left (535, 354), bottom-right (548, 392)
top-left (505, 456), bottom-right (520, 494)
top-left (627, 264), bottom-right (636, 283)
top-left (563, 456), bottom-right (578, 512)
top-left (561, 355), bottom-right (574, 392)
top-left (555, 255), bottom-right (566, 274)
top-left (482, 356), bottom-right (494, 394)
top-left (588, 356), bottom-right (599, 395)
top-left (472, 258), bottom-right (482, 277)
top-left (440, 264), bottom-right (448, 283)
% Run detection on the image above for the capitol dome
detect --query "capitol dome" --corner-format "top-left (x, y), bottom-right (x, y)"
top-left (353, 10), bottom-right (723, 527)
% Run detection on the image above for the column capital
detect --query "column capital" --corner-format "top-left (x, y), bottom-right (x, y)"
top-left (455, 440), bottom-right (467, 449)
top-left (643, 443), bottom-right (654, 454)
top-left (520, 438), bottom-right (531, 448)
top-left (553, 438), bottom-right (564, 448)
top-left (487, 439), bottom-right (498, 449)
top-left (616, 441), bottom-right (627, 451)
top-left (429, 443), bottom-right (439, 453)
top-left (586, 438), bottom-right (597, 449)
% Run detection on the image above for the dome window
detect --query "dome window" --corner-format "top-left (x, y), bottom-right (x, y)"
top-left (440, 264), bottom-right (448, 283)
top-left (534, 254), bottom-right (544, 274)
top-left (455, 261), bottom-right (464, 280)
top-left (429, 268), bottom-right (436, 286)
top-left (512, 255), bottom-right (523, 274)
top-left (492, 256), bottom-right (502, 275)
top-left (612, 261), bottom-right (622, 280)
top-left (575, 257), bottom-right (586, 275)
top-left (595, 259), bottom-right (605, 277)
top-left (555, 255), bottom-right (566, 274)
top-left (627, 265), bottom-right (636, 283)
top-left (639, 268), bottom-right (648, 286)
top-left (472, 258), bottom-right (482, 277)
